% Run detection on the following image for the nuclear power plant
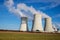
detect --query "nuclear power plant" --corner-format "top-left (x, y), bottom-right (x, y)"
top-left (20, 14), bottom-right (55, 33)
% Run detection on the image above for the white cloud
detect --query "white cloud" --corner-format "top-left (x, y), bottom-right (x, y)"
top-left (17, 3), bottom-right (37, 14)
top-left (4, 0), bottom-right (50, 20)
top-left (29, 6), bottom-right (38, 14)
top-left (55, 14), bottom-right (60, 17)
top-left (4, 0), bottom-right (14, 8)
top-left (37, 10), bottom-right (50, 18)
top-left (17, 3), bottom-right (50, 18)
top-left (53, 14), bottom-right (60, 18)
top-left (32, 0), bottom-right (60, 10)
top-left (57, 23), bottom-right (60, 27)
top-left (53, 22), bottom-right (60, 28)
top-left (17, 3), bottom-right (29, 12)
top-left (4, 0), bottom-right (26, 17)
top-left (18, 0), bottom-right (60, 4)
top-left (40, 2), bottom-right (59, 10)
top-left (18, 0), bottom-right (60, 9)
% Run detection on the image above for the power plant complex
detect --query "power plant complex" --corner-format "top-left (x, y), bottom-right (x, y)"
top-left (20, 14), bottom-right (56, 33)
top-left (3, 0), bottom-right (60, 33)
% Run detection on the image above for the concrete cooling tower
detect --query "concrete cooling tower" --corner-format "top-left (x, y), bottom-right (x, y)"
top-left (20, 17), bottom-right (28, 32)
top-left (44, 18), bottom-right (54, 32)
top-left (32, 14), bottom-right (43, 32)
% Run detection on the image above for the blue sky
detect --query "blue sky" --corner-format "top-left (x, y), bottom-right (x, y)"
top-left (0, 0), bottom-right (60, 31)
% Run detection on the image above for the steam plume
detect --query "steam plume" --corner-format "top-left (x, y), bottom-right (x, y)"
top-left (4, 0), bottom-right (50, 20)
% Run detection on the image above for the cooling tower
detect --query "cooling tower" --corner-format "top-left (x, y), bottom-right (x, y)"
top-left (32, 14), bottom-right (43, 32)
top-left (44, 18), bottom-right (54, 32)
top-left (20, 17), bottom-right (28, 32)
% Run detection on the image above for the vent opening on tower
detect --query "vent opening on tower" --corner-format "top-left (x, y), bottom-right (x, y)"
top-left (36, 30), bottom-right (40, 32)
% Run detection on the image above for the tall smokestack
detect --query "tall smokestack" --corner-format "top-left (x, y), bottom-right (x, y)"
top-left (44, 18), bottom-right (54, 32)
top-left (20, 17), bottom-right (28, 32)
top-left (32, 14), bottom-right (43, 32)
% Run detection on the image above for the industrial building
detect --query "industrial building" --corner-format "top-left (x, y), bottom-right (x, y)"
top-left (20, 14), bottom-right (56, 33)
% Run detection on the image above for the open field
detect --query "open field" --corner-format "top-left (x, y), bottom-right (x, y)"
top-left (0, 31), bottom-right (60, 40)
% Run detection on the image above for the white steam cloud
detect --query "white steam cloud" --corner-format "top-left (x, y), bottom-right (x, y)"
top-left (4, 0), bottom-right (26, 17)
top-left (4, 0), bottom-right (50, 20)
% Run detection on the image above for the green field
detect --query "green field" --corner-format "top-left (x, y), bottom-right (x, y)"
top-left (0, 32), bottom-right (60, 40)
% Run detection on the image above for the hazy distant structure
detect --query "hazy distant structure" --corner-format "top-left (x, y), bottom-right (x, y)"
top-left (44, 18), bottom-right (54, 32)
top-left (32, 14), bottom-right (43, 32)
top-left (52, 25), bottom-right (57, 32)
top-left (20, 17), bottom-right (28, 31)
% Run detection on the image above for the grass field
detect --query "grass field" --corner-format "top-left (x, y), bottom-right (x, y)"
top-left (0, 31), bottom-right (60, 40)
